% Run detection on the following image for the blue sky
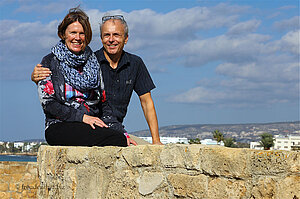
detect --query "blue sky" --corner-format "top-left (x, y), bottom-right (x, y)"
top-left (0, 0), bottom-right (299, 141)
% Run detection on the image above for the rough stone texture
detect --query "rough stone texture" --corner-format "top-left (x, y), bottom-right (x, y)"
top-left (0, 161), bottom-right (39, 199)
top-left (38, 144), bottom-right (300, 199)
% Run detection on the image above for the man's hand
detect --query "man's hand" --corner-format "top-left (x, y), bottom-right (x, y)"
top-left (83, 114), bottom-right (108, 129)
top-left (31, 64), bottom-right (51, 84)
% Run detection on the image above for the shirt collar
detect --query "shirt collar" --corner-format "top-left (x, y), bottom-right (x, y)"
top-left (98, 47), bottom-right (130, 70)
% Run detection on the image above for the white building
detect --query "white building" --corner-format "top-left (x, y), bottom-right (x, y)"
top-left (140, 137), bottom-right (189, 144)
top-left (273, 135), bottom-right (300, 151)
top-left (200, 139), bottom-right (224, 146)
top-left (14, 142), bottom-right (24, 148)
top-left (250, 141), bottom-right (264, 150)
top-left (250, 134), bottom-right (300, 151)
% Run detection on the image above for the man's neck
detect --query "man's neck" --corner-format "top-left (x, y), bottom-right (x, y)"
top-left (103, 51), bottom-right (122, 69)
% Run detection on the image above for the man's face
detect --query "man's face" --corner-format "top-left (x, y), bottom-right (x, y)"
top-left (101, 19), bottom-right (128, 57)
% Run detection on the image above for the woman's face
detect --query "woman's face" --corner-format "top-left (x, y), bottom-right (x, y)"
top-left (64, 21), bottom-right (86, 54)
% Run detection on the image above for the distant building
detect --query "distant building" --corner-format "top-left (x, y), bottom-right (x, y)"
top-left (250, 134), bottom-right (300, 151)
top-left (139, 137), bottom-right (189, 144)
top-left (14, 142), bottom-right (24, 148)
top-left (250, 142), bottom-right (264, 150)
top-left (200, 139), bottom-right (224, 146)
top-left (273, 135), bottom-right (300, 151)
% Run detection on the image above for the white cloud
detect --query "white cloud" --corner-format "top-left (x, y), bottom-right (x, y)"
top-left (172, 86), bottom-right (227, 104)
top-left (227, 19), bottom-right (261, 35)
top-left (0, 19), bottom-right (58, 79)
top-left (279, 30), bottom-right (300, 55)
top-left (273, 16), bottom-right (300, 31)
top-left (170, 31), bottom-right (299, 107)
top-left (176, 33), bottom-right (272, 66)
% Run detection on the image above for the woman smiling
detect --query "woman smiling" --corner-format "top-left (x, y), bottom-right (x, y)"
top-left (36, 7), bottom-right (127, 147)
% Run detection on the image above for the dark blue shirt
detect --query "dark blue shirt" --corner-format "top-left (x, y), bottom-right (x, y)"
top-left (95, 48), bottom-right (156, 123)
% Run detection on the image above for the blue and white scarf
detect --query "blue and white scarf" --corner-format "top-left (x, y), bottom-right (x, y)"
top-left (51, 41), bottom-right (102, 91)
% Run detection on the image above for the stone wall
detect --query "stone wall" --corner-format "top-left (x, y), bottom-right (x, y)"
top-left (0, 161), bottom-right (39, 199)
top-left (38, 144), bottom-right (300, 199)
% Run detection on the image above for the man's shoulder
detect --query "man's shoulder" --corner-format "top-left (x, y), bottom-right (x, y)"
top-left (124, 51), bottom-right (144, 64)
top-left (125, 51), bottom-right (142, 60)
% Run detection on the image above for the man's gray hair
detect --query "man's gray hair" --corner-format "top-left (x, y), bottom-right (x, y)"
top-left (100, 15), bottom-right (128, 38)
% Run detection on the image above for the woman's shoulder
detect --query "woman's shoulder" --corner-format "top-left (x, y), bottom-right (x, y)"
top-left (41, 53), bottom-right (55, 62)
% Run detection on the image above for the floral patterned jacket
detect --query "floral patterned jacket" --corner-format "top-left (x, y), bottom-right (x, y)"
top-left (37, 53), bottom-right (126, 134)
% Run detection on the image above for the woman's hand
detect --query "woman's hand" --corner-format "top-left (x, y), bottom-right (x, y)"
top-left (83, 114), bottom-right (108, 129)
top-left (127, 137), bottom-right (138, 146)
top-left (31, 64), bottom-right (52, 84)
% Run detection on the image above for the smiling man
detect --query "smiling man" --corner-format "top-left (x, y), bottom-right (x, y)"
top-left (31, 15), bottom-right (162, 145)
top-left (95, 15), bottom-right (162, 145)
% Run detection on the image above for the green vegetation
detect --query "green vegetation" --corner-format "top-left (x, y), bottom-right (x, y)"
top-left (224, 137), bottom-right (236, 147)
top-left (212, 130), bottom-right (224, 145)
top-left (234, 142), bottom-right (250, 148)
top-left (259, 133), bottom-right (274, 150)
top-left (188, 138), bottom-right (201, 144)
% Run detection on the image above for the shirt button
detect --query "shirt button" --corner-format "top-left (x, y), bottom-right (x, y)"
top-left (116, 79), bottom-right (119, 83)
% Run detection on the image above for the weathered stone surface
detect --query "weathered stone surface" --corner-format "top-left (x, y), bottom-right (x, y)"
top-left (38, 145), bottom-right (300, 199)
top-left (138, 171), bottom-right (164, 195)
top-left (0, 161), bottom-right (39, 199)
top-left (168, 173), bottom-right (208, 198)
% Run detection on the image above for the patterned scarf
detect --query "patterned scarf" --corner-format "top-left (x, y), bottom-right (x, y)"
top-left (51, 41), bottom-right (102, 91)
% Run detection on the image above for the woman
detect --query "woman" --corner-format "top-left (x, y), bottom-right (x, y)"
top-left (37, 7), bottom-right (127, 147)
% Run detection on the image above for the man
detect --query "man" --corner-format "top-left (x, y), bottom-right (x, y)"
top-left (31, 15), bottom-right (162, 145)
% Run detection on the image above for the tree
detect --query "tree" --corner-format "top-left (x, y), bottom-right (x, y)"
top-left (224, 137), bottom-right (236, 147)
top-left (259, 133), bottom-right (274, 150)
top-left (212, 130), bottom-right (224, 145)
top-left (235, 142), bottom-right (250, 148)
top-left (189, 138), bottom-right (201, 144)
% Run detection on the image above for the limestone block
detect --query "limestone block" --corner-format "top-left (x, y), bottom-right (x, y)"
top-left (121, 145), bottom-right (161, 167)
top-left (105, 170), bottom-right (140, 198)
top-left (10, 173), bottom-right (24, 182)
top-left (138, 171), bottom-right (164, 195)
top-left (276, 175), bottom-right (300, 199)
top-left (0, 174), bottom-right (11, 183)
top-left (286, 152), bottom-right (300, 173)
top-left (87, 146), bottom-right (121, 168)
top-left (160, 144), bottom-right (194, 169)
top-left (10, 192), bottom-right (22, 199)
top-left (0, 192), bottom-right (10, 199)
top-left (65, 147), bottom-right (89, 164)
top-left (250, 151), bottom-right (288, 175)
top-left (0, 161), bottom-right (39, 199)
top-left (168, 173), bottom-right (208, 198)
top-left (73, 166), bottom-right (106, 199)
top-left (0, 182), bottom-right (8, 192)
top-left (207, 178), bottom-right (247, 199)
top-left (197, 147), bottom-right (251, 178)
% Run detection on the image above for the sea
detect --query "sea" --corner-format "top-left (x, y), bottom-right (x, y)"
top-left (0, 154), bottom-right (37, 162)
